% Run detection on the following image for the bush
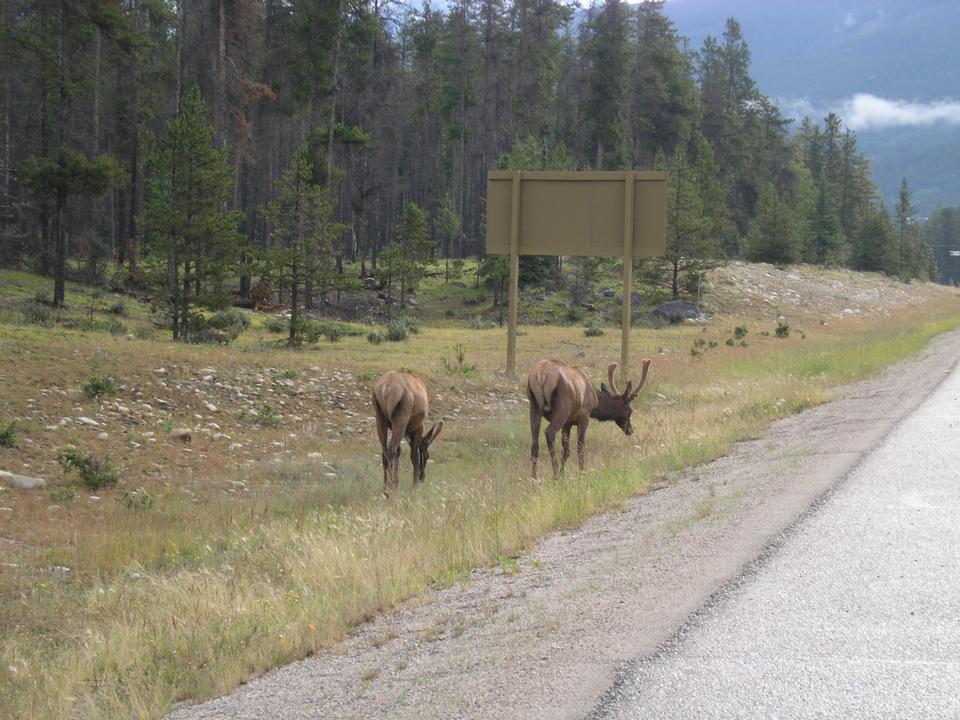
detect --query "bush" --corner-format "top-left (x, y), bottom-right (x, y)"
top-left (108, 300), bottom-right (126, 315)
top-left (106, 318), bottom-right (126, 336)
top-left (734, 325), bottom-right (748, 339)
top-left (21, 302), bottom-right (53, 326)
top-left (775, 321), bottom-right (790, 338)
top-left (255, 403), bottom-right (280, 427)
top-left (468, 316), bottom-right (496, 330)
top-left (385, 320), bottom-right (408, 342)
top-left (187, 309), bottom-right (249, 345)
top-left (122, 488), bottom-right (156, 512)
top-left (264, 316), bottom-right (287, 333)
top-left (209, 308), bottom-right (251, 332)
top-left (725, 337), bottom-right (736, 347)
top-left (58, 448), bottom-right (119, 490)
top-left (441, 343), bottom-right (476, 375)
top-left (82, 376), bottom-right (118, 399)
top-left (134, 325), bottom-right (154, 340)
top-left (367, 330), bottom-right (385, 344)
top-left (583, 320), bottom-right (604, 337)
top-left (0, 421), bottom-right (16, 448)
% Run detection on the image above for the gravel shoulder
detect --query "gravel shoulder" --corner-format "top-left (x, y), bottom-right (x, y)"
top-left (168, 330), bottom-right (960, 720)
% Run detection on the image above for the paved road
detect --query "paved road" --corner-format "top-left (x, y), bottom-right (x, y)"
top-left (594, 364), bottom-right (960, 719)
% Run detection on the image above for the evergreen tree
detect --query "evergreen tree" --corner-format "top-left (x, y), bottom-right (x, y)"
top-left (143, 86), bottom-right (243, 340)
top-left (744, 182), bottom-right (800, 264)
top-left (582, 0), bottom-right (630, 169)
top-left (261, 146), bottom-right (347, 347)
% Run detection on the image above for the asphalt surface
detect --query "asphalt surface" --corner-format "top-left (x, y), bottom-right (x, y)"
top-left (594, 362), bottom-right (960, 718)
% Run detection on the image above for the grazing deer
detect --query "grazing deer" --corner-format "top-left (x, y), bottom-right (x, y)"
top-left (527, 359), bottom-right (650, 479)
top-left (372, 371), bottom-right (444, 497)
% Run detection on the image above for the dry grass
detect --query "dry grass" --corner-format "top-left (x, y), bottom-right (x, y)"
top-left (1, 266), bottom-right (959, 719)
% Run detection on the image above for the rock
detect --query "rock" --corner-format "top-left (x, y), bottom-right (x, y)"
top-left (77, 417), bottom-right (101, 427)
top-left (602, 288), bottom-right (616, 298)
top-left (96, 432), bottom-right (109, 440)
top-left (169, 428), bottom-right (192, 443)
top-left (205, 403), bottom-right (218, 413)
top-left (0, 470), bottom-right (46, 490)
top-left (154, 368), bottom-right (167, 375)
top-left (653, 300), bottom-right (705, 322)
top-left (228, 443), bottom-right (244, 451)
top-left (307, 452), bottom-right (323, 459)
top-left (362, 276), bottom-right (379, 290)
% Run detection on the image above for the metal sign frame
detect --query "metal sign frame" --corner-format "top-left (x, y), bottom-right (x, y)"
top-left (485, 170), bottom-right (667, 376)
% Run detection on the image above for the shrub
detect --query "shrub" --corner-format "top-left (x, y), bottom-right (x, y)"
top-left (385, 321), bottom-right (408, 342)
top-left (441, 343), bottom-right (476, 375)
top-left (106, 318), bottom-right (127, 336)
top-left (367, 329), bottom-right (385, 344)
top-left (188, 309), bottom-right (249, 345)
top-left (468, 316), bottom-right (496, 330)
top-left (108, 300), bottom-right (126, 315)
top-left (122, 488), bottom-right (156, 511)
top-left (209, 308), bottom-right (250, 332)
top-left (775, 321), bottom-right (790, 338)
top-left (21, 302), bottom-right (53, 326)
top-left (725, 337), bottom-right (736, 347)
top-left (0, 421), bottom-right (16, 448)
top-left (134, 325), bottom-right (154, 340)
top-left (82, 376), bottom-right (118, 399)
top-left (734, 325), bottom-right (748, 339)
top-left (256, 403), bottom-right (280, 427)
top-left (583, 320), bottom-right (604, 337)
top-left (264, 316), bottom-right (286, 333)
top-left (58, 448), bottom-right (119, 490)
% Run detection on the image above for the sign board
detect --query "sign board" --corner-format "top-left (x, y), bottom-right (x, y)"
top-left (486, 171), bottom-right (666, 257)
top-left (950, 250), bottom-right (960, 257)
top-left (485, 171), bottom-right (667, 376)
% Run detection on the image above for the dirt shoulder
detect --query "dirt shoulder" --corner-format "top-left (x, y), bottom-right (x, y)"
top-left (169, 329), bottom-right (960, 720)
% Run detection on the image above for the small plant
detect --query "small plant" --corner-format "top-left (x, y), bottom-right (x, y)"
top-left (122, 488), bottom-right (156, 511)
top-left (356, 371), bottom-right (378, 382)
top-left (565, 305), bottom-right (580, 322)
top-left (693, 338), bottom-right (706, 348)
top-left (108, 300), bottom-right (126, 316)
top-left (48, 485), bottom-right (76, 503)
top-left (467, 316), bottom-right (496, 330)
top-left (58, 448), bottom-right (119, 490)
top-left (734, 325), bottom-right (748, 339)
top-left (667, 312), bottom-right (684, 325)
top-left (690, 347), bottom-right (703, 359)
top-left (760, 330), bottom-right (770, 337)
top-left (708, 340), bottom-right (718, 348)
top-left (0, 421), bottom-right (16, 448)
top-left (583, 320), bottom-right (604, 337)
top-left (82, 376), bottom-right (118, 399)
top-left (264, 316), bottom-right (286, 333)
top-left (367, 329), bottom-right (384, 344)
top-left (385, 320), bottom-right (408, 342)
top-left (725, 337), bottom-right (735, 347)
top-left (35, 290), bottom-right (51, 304)
top-left (441, 343), bottom-right (476, 375)
top-left (775, 321), bottom-right (790, 338)
top-left (256, 403), bottom-right (280, 427)
top-left (106, 318), bottom-right (127, 336)
top-left (134, 324), bottom-right (154, 340)
top-left (21, 302), bottom-right (53, 326)
top-left (278, 368), bottom-right (298, 380)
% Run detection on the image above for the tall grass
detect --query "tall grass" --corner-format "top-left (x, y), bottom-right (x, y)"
top-left (2, 314), bottom-right (960, 719)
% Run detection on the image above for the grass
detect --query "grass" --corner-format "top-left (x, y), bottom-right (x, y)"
top-left (1, 266), bottom-right (959, 719)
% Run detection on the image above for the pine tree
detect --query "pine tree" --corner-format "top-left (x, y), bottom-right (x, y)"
top-left (744, 182), bottom-right (800, 265)
top-left (143, 85), bottom-right (243, 340)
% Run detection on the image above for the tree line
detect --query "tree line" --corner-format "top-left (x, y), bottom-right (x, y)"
top-left (0, 0), bottom-right (943, 332)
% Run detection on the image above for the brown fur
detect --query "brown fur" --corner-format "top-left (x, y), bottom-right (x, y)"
top-left (372, 371), bottom-right (444, 497)
top-left (527, 359), bottom-right (650, 478)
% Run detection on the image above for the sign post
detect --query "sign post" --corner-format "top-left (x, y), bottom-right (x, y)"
top-left (486, 170), bottom-right (666, 378)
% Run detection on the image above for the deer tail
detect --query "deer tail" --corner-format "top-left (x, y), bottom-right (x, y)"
top-left (537, 370), bottom-right (559, 413)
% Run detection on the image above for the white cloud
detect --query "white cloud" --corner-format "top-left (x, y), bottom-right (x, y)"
top-left (843, 12), bottom-right (856, 27)
top-left (842, 94), bottom-right (960, 130)
top-left (775, 93), bottom-right (960, 131)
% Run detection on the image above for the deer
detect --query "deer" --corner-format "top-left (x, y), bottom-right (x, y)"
top-left (527, 358), bottom-right (651, 479)
top-left (372, 370), bottom-right (444, 498)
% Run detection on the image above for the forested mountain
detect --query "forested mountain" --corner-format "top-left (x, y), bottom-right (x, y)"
top-left (0, 0), bottom-right (943, 330)
top-left (663, 0), bottom-right (960, 217)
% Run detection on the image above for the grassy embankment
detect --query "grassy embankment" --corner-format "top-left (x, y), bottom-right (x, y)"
top-left (1, 266), bottom-right (959, 719)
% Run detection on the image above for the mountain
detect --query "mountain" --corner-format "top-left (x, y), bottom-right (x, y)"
top-left (662, 0), bottom-right (960, 217)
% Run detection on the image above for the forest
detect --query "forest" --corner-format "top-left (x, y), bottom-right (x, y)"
top-left (0, 0), bottom-right (945, 327)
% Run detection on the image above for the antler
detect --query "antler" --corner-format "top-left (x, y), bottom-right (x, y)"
top-left (606, 363), bottom-right (622, 394)
top-left (627, 359), bottom-right (651, 401)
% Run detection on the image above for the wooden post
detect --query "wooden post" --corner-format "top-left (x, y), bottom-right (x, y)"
top-left (507, 171), bottom-right (521, 376)
top-left (621, 172), bottom-right (635, 378)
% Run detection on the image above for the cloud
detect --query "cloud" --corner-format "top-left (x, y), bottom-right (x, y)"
top-left (775, 93), bottom-right (960, 131)
top-left (842, 94), bottom-right (960, 130)
top-left (843, 12), bottom-right (856, 27)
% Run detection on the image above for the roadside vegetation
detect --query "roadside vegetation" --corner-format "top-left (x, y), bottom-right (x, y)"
top-left (1, 263), bottom-right (959, 718)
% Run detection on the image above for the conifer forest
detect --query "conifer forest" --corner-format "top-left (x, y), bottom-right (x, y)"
top-left (0, 0), bottom-right (944, 320)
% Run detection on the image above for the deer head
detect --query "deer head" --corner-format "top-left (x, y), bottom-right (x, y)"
top-left (595, 360), bottom-right (651, 436)
top-left (414, 420), bottom-right (444, 483)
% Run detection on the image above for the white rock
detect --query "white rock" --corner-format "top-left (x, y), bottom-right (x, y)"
top-left (154, 368), bottom-right (167, 375)
top-left (0, 470), bottom-right (46, 490)
top-left (205, 403), bottom-right (218, 413)
top-left (96, 432), bottom-right (109, 440)
top-left (77, 417), bottom-right (101, 427)
top-left (228, 443), bottom-right (244, 451)
top-left (169, 428), bottom-right (192, 443)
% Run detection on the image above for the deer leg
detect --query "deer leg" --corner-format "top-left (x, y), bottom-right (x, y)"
top-left (529, 391), bottom-right (543, 479)
top-left (561, 423), bottom-right (573, 470)
top-left (544, 415), bottom-right (565, 479)
top-left (576, 419), bottom-right (589, 471)
top-left (386, 411), bottom-right (409, 495)
top-left (375, 404), bottom-right (391, 495)
top-left (409, 430), bottom-right (424, 485)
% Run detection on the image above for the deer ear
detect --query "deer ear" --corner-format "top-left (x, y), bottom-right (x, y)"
top-left (425, 420), bottom-right (444, 444)
top-left (622, 381), bottom-right (633, 399)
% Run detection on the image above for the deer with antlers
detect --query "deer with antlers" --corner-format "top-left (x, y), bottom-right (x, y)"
top-left (372, 370), bottom-right (444, 497)
top-left (527, 359), bottom-right (650, 479)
